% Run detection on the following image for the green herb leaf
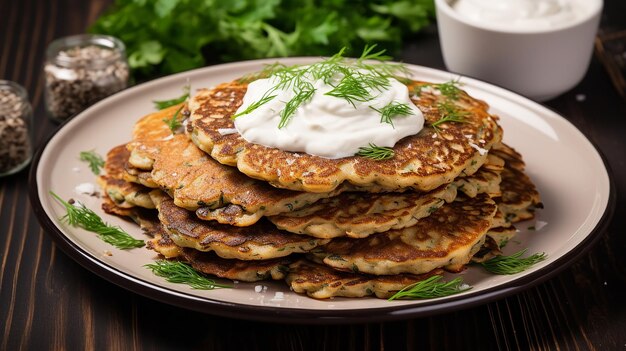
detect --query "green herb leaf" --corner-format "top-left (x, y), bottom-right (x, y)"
top-left (480, 249), bottom-right (546, 275)
top-left (431, 102), bottom-right (469, 133)
top-left (145, 260), bottom-right (232, 289)
top-left (371, 101), bottom-right (414, 127)
top-left (356, 143), bottom-right (394, 160)
top-left (50, 191), bottom-right (144, 249)
top-left (162, 105), bottom-right (185, 133)
top-left (154, 84), bottom-right (190, 110)
top-left (231, 90), bottom-right (277, 119)
top-left (234, 46), bottom-right (408, 128)
top-left (89, 2), bottom-right (435, 81)
top-left (437, 78), bottom-right (463, 100)
top-left (79, 150), bottom-right (105, 175)
top-left (388, 276), bottom-right (471, 300)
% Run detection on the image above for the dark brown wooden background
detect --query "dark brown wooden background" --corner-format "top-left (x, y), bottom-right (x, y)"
top-left (1, 0), bottom-right (625, 350)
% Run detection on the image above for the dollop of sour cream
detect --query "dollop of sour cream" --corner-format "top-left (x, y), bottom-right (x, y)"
top-left (233, 68), bottom-right (424, 159)
top-left (452, 0), bottom-right (587, 30)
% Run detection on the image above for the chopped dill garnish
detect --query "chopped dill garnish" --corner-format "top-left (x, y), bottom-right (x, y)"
top-left (480, 249), bottom-right (546, 275)
top-left (50, 191), bottom-right (145, 249)
top-left (145, 260), bottom-right (232, 290)
top-left (231, 90), bottom-right (277, 119)
top-left (499, 237), bottom-right (510, 248)
top-left (355, 143), bottom-right (394, 160)
top-left (388, 276), bottom-right (471, 300)
top-left (79, 150), bottom-right (104, 175)
top-left (153, 84), bottom-right (190, 110)
top-left (413, 78), bottom-right (463, 100)
top-left (437, 78), bottom-right (463, 100)
top-left (232, 45), bottom-right (409, 128)
top-left (162, 105), bottom-right (185, 133)
top-left (278, 81), bottom-right (316, 128)
top-left (371, 102), bottom-right (414, 127)
top-left (431, 102), bottom-right (468, 133)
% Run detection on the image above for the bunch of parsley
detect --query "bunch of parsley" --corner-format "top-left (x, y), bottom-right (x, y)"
top-left (90, 0), bottom-right (434, 80)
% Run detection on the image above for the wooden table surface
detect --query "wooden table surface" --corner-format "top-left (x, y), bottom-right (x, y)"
top-left (1, 0), bottom-right (625, 350)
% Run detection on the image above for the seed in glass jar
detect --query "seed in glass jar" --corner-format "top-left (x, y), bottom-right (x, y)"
top-left (0, 89), bottom-right (31, 174)
top-left (45, 45), bottom-right (129, 121)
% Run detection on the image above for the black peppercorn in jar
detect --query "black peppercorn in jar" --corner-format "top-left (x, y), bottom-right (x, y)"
top-left (0, 80), bottom-right (33, 177)
top-left (44, 34), bottom-right (129, 122)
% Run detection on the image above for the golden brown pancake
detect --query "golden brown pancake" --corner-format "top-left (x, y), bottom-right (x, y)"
top-left (98, 144), bottom-right (154, 209)
top-left (269, 186), bottom-right (455, 239)
top-left (180, 249), bottom-right (290, 282)
top-left (286, 259), bottom-right (444, 299)
top-left (126, 105), bottom-right (355, 226)
top-left (150, 190), bottom-right (329, 261)
top-left (103, 198), bottom-right (290, 282)
top-left (490, 143), bottom-right (542, 224)
top-left (268, 156), bottom-right (502, 239)
top-left (187, 79), bottom-right (502, 193)
top-left (311, 193), bottom-right (497, 275)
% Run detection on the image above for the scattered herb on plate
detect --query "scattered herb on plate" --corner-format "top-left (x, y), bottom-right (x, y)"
top-left (480, 249), bottom-right (547, 275)
top-left (79, 150), bottom-right (104, 175)
top-left (388, 275), bottom-right (471, 300)
top-left (50, 191), bottom-right (145, 249)
top-left (145, 260), bottom-right (232, 290)
top-left (154, 84), bottom-right (190, 110)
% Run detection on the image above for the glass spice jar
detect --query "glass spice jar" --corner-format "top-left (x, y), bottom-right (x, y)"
top-left (44, 34), bottom-right (129, 122)
top-left (0, 80), bottom-right (33, 177)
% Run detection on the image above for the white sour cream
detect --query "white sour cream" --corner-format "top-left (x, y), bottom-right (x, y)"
top-left (451, 0), bottom-right (588, 30)
top-left (233, 69), bottom-right (424, 159)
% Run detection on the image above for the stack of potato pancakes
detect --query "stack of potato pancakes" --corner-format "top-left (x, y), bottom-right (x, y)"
top-left (97, 62), bottom-right (541, 300)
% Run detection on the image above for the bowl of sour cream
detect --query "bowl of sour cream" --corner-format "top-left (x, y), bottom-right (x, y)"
top-left (435, 0), bottom-right (602, 101)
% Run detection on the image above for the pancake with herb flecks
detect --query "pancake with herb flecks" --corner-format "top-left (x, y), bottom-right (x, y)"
top-left (268, 155), bottom-right (502, 239)
top-left (187, 73), bottom-right (502, 193)
top-left (149, 190), bottom-right (328, 261)
top-left (98, 144), bottom-right (154, 209)
top-left (489, 143), bottom-right (542, 224)
top-left (125, 105), bottom-right (356, 226)
top-left (311, 193), bottom-right (497, 276)
top-left (285, 259), bottom-right (444, 299)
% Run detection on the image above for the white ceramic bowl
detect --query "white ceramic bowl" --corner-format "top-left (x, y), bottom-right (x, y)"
top-left (435, 0), bottom-right (602, 101)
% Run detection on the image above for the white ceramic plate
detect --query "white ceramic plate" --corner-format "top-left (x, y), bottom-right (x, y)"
top-left (30, 59), bottom-right (614, 323)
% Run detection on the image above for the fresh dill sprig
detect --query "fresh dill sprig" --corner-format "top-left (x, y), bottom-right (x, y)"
top-left (153, 84), bottom-right (190, 110)
top-left (355, 143), bottom-right (394, 160)
top-left (325, 67), bottom-right (377, 107)
top-left (431, 102), bottom-right (469, 133)
top-left (145, 260), bottom-right (232, 290)
top-left (50, 191), bottom-right (145, 249)
top-left (388, 276), bottom-right (471, 300)
top-left (233, 46), bottom-right (409, 128)
top-left (358, 44), bottom-right (392, 63)
top-left (480, 249), bottom-right (547, 275)
top-left (371, 102), bottom-right (414, 127)
top-left (413, 78), bottom-right (463, 100)
top-left (162, 105), bottom-right (185, 133)
top-left (279, 83), bottom-right (315, 128)
top-left (79, 150), bottom-right (104, 175)
top-left (437, 78), bottom-right (463, 100)
top-left (231, 90), bottom-right (277, 119)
